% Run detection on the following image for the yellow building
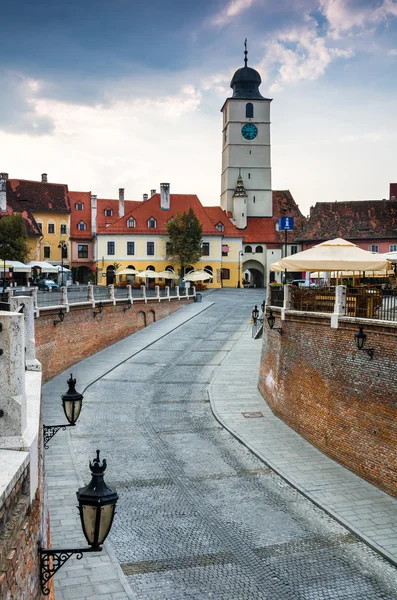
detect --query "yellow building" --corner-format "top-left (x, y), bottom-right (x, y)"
top-left (2, 173), bottom-right (71, 265)
top-left (93, 186), bottom-right (243, 287)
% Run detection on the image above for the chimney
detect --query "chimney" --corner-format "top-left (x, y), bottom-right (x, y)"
top-left (41, 173), bottom-right (48, 183)
top-left (91, 194), bottom-right (97, 235)
top-left (160, 183), bottom-right (170, 210)
top-left (150, 189), bottom-right (156, 197)
top-left (0, 174), bottom-right (7, 212)
top-left (143, 193), bottom-right (148, 201)
top-left (119, 188), bottom-right (125, 218)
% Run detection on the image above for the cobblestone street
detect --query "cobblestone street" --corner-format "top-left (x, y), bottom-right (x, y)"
top-left (59, 290), bottom-right (397, 600)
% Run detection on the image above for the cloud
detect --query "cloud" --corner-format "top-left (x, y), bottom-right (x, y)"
top-left (320, 0), bottom-right (397, 37)
top-left (389, 48), bottom-right (397, 55)
top-left (263, 20), bottom-right (355, 92)
top-left (211, 0), bottom-right (258, 26)
top-left (0, 72), bottom-right (54, 136)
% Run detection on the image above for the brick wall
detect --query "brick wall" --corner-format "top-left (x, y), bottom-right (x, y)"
top-left (35, 299), bottom-right (192, 382)
top-left (0, 463), bottom-right (53, 600)
top-left (259, 312), bottom-right (397, 498)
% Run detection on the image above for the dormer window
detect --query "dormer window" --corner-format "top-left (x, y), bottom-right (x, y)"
top-left (148, 218), bottom-right (156, 229)
top-left (216, 222), bottom-right (224, 232)
top-left (78, 221), bottom-right (86, 231)
top-left (105, 208), bottom-right (113, 217)
top-left (127, 217), bottom-right (136, 228)
top-left (75, 203), bottom-right (84, 210)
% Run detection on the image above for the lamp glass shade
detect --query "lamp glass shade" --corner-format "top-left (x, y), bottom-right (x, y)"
top-left (252, 307), bottom-right (259, 319)
top-left (62, 374), bottom-right (83, 425)
top-left (355, 328), bottom-right (366, 350)
top-left (76, 450), bottom-right (118, 549)
top-left (267, 312), bottom-right (276, 329)
top-left (79, 503), bottom-right (116, 547)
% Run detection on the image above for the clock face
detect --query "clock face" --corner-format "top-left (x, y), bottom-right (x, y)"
top-left (241, 123), bottom-right (258, 140)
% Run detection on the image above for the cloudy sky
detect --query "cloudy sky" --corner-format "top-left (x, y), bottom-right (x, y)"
top-left (1, 0), bottom-right (397, 214)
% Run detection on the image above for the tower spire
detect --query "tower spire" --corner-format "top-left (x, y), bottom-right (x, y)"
top-left (244, 38), bottom-right (248, 67)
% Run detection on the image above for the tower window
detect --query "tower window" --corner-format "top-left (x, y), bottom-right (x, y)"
top-left (246, 103), bottom-right (254, 118)
top-left (253, 196), bottom-right (256, 203)
top-left (248, 173), bottom-right (250, 179)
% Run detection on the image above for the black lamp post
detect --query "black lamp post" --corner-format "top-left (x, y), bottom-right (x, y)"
top-left (237, 251), bottom-right (243, 288)
top-left (53, 308), bottom-right (65, 327)
top-left (252, 305), bottom-right (259, 323)
top-left (43, 374), bottom-right (83, 448)
top-left (58, 242), bottom-right (67, 286)
top-left (40, 449), bottom-right (118, 595)
top-left (93, 301), bottom-right (103, 318)
top-left (267, 310), bottom-right (283, 336)
top-left (123, 298), bottom-right (132, 312)
top-left (0, 241), bottom-right (11, 293)
top-left (354, 326), bottom-right (374, 359)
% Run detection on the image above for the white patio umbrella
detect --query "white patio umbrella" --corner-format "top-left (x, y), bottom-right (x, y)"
top-left (184, 270), bottom-right (213, 282)
top-left (136, 269), bottom-right (160, 278)
top-left (157, 270), bottom-right (179, 279)
top-left (272, 238), bottom-right (391, 272)
top-left (117, 268), bottom-right (139, 275)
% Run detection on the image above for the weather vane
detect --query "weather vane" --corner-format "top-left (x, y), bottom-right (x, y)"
top-left (244, 38), bottom-right (248, 67)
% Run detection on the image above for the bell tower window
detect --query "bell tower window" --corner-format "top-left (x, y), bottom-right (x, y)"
top-left (246, 103), bottom-right (254, 118)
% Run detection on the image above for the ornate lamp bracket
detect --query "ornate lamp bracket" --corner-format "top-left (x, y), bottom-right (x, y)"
top-left (43, 424), bottom-right (75, 449)
top-left (39, 544), bottom-right (99, 595)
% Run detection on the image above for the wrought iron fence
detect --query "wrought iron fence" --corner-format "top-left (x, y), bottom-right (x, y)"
top-left (270, 287), bottom-right (284, 307)
top-left (345, 287), bottom-right (397, 320)
top-left (291, 287), bottom-right (335, 313)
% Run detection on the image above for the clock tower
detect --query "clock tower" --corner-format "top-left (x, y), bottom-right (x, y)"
top-left (220, 43), bottom-right (272, 228)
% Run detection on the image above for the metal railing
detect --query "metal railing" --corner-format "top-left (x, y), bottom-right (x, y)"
top-left (291, 287), bottom-right (335, 313)
top-left (345, 287), bottom-right (396, 320)
top-left (270, 287), bottom-right (284, 307)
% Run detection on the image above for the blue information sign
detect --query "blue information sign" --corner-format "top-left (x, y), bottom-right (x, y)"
top-left (279, 217), bottom-right (294, 231)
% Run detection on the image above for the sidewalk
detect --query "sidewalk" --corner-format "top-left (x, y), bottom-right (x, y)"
top-left (209, 326), bottom-right (397, 568)
top-left (43, 299), bottom-right (213, 600)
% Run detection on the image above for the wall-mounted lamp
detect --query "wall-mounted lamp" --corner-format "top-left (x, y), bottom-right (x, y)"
top-left (93, 301), bottom-right (103, 318)
top-left (53, 308), bottom-right (65, 327)
top-left (43, 375), bottom-right (83, 449)
top-left (267, 310), bottom-right (283, 336)
top-left (252, 305), bottom-right (259, 322)
top-left (123, 298), bottom-right (132, 312)
top-left (354, 326), bottom-right (374, 359)
top-left (261, 301), bottom-right (265, 314)
top-left (39, 449), bottom-right (118, 595)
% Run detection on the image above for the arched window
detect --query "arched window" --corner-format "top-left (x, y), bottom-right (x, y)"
top-left (246, 103), bottom-right (253, 118)
top-left (78, 221), bottom-right (86, 231)
top-left (127, 265), bottom-right (135, 270)
top-left (148, 217), bottom-right (156, 229)
top-left (204, 266), bottom-right (213, 274)
top-left (216, 222), bottom-right (224, 232)
top-left (185, 266), bottom-right (194, 274)
top-left (245, 245), bottom-right (252, 253)
top-left (255, 246), bottom-right (263, 253)
top-left (127, 217), bottom-right (135, 228)
top-left (146, 265), bottom-right (155, 271)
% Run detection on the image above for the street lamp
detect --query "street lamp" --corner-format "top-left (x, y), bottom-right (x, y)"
top-left (43, 374), bottom-right (83, 448)
top-left (252, 305), bottom-right (259, 323)
top-left (58, 242), bottom-right (67, 286)
top-left (267, 310), bottom-right (283, 336)
top-left (354, 326), bottom-right (374, 359)
top-left (237, 251), bottom-right (243, 288)
top-left (0, 241), bottom-right (11, 293)
top-left (39, 449), bottom-right (118, 595)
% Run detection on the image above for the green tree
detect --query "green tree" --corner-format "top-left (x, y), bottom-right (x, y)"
top-left (165, 208), bottom-right (203, 276)
top-left (0, 214), bottom-right (30, 263)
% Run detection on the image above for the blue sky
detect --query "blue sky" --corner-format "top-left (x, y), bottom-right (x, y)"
top-left (1, 0), bottom-right (397, 213)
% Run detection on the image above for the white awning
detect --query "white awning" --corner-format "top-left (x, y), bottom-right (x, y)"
top-left (1, 261), bottom-right (31, 273)
top-left (27, 261), bottom-right (58, 273)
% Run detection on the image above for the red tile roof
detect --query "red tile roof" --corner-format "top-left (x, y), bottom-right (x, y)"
top-left (296, 199), bottom-right (397, 243)
top-left (69, 191), bottom-right (93, 239)
top-left (243, 190), bottom-right (306, 243)
top-left (101, 194), bottom-right (223, 236)
top-left (96, 199), bottom-right (141, 232)
top-left (204, 206), bottom-right (241, 237)
top-left (7, 178), bottom-right (70, 213)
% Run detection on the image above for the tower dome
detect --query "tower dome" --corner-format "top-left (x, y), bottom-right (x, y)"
top-left (230, 40), bottom-right (266, 100)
